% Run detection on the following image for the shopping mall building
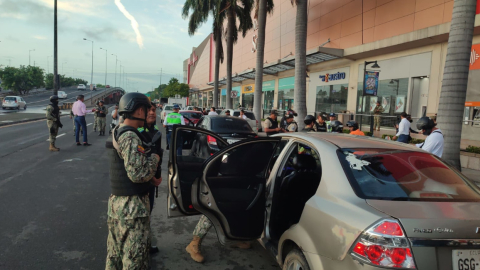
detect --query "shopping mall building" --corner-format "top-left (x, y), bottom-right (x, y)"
top-left (184, 0), bottom-right (480, 147)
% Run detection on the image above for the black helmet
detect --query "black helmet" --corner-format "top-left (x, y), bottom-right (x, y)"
top-left (304, 115), bottom-right (315, 125)
top-left (330, 120), bottom-right (344, 133)
top-left (50, 95), bottom-right (59, 102)
top-left (96, 101), bottom-right (100, 105)
top-left (118, 92), bottom-right (151, 116)
top-left (346, 121), bottom-right (359, 130)
top-left (99, 100), bottom-right (104, 104)
top-left (416, 117), bottom-right (435, 135)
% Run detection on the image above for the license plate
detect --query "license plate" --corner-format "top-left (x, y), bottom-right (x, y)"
top-left (453, 250), bottom-right (480, 270)
top-left (227, 139), bottom-right (239, 144)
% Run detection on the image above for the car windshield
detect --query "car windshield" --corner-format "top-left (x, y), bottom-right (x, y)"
top-left (232, 111), bottom-right (256, 120)
top-left (4, 97), bottom-right (16, 101)
top-left (58, 91), bottom-right (65, 94)
top-left (181, 112), bottom-right (203, 119)
top-left (164, 106), bottom-right (173, 110)
top-left (338, 148), bottom-right (480, 201)
top-left (211, 117), bottom-right (254, 133)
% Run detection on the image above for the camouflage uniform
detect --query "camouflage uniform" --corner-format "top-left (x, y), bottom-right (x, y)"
top-left (193, 215), bottom-right (213, 239)
top-left (93, 108), bottom-right (98, 131)
top-left (106, 128), bottom-right (160, 270)
top-left (46, 105), bottom-right (59, 144)
top-left (96, 105), bottom-right (107, 133)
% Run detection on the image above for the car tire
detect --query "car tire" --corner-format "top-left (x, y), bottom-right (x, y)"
top-left (283, 248), bottom-right (310, 270)
top-left (2, 107), bottom-right (5, 110)
top-left (24, 105), bottom-right (27, 110)
top-left (17, 106), bottom-right (20, 110)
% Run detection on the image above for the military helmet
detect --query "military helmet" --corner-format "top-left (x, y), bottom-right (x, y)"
top-left (330, 120), bottom-right (344, 133)
top-left (99, 100), bottom-right (104, 104)
top-left (49, 95), bottom-right (59, 102)
top-left (346, 121), bottom-right (359, 130)
top-left (304, 115), bottom-right (315, 125)
top-left (118, 92), bottom-right (151, 116)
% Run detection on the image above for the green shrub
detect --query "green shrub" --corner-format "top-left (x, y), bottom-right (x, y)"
top-left (343, 129), bottom-right (350, 134)
top-left (364, 131), bottom-right (373, 137)
top-left (466, 145), bottom-right (480, 154)
top-left (410, 138), bottom-right (425, 144)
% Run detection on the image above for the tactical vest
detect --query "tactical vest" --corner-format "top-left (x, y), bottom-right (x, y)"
top-left (315, 121), bottom-right (327, 132)
top-left (48, 103), bottom-right (60, 121)
top-left (97, 106), bottom-right (107, 117)
top-left (107, 125), bottom-right (152, 196)
top-left (266, 117), bottom-right (279, 136)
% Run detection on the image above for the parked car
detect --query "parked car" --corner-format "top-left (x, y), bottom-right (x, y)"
top-left (185, 106), bottom-right (195, 110)
top-left (92, 84), bottom-right (97, 91)
top-left (179, 110), bottom-right (203, 126)
top-left (57, 91), bottom-right (67, 99)
top-left (219, 108), bottom-right (258, 133)
top-left (161, 104), bottom-right (174, 122)
top-left (2, 96), bottom-right (27, 110)
top-left (167, 129), bottom-right (480, 270)
top-left (106, 85), bottom-right (110, 88)
top-left (77, 84), bottom-right (86, 90)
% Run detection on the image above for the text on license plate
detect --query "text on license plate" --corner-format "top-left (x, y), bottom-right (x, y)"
top-left (453, 249), bottom-right (480, 270)
top-left (227, 139), bottom-right (239, 144)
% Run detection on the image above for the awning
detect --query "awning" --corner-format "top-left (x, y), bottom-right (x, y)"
top-left (206, 46), bottom-right (343, 86)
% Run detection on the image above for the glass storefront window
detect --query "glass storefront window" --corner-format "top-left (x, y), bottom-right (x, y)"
top-left (315, 84), bottom-right (348, 113)
top-left (242, 94), bottom-right (254, 110)
top-left (221, 95), bottom-right (226, 108)
top-left (356, 78), bottom-right (409, 115)
top-left (278, 89), bottom-right (294, 111)
top-left (263, 91), bottom-right (274, 111)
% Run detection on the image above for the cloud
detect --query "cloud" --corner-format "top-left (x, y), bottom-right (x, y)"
top-left (114, 0), bottom-right (144, 49)
top-left (0, 0), bottom-right (51, 24)
top-left (38, 0), bottom-right (109, 17)
top-left (33, 35), bottom-right (47, 40)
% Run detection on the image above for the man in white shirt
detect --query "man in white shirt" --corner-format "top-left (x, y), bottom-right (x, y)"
top-left (415, 116), bottom-right (444, 157)
top-left (72, 95), bottom-right (91, 146)
top-left (392, 112), bottom-right (410, 143)
top-left (239, 109), bottom-right (248, 120)
top-left (208, 107), bottom-right (218, 116)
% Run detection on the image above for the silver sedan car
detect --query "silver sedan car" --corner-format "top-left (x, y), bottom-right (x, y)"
top-left (167, 127), bottom-right (480, 270)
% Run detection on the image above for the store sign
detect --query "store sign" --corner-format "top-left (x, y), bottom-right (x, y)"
top-left (465, 101), bottom-right (480, 107)
top-left (470, 44), bottom-right (480, 70)
top-left (319, 72), bottom-right (346, 82)
top-left (231, 90), bottom-right (238, 98)
top-left (242, 84), bottom-right (255, 94)
top-left (363, 71), bottom-right (379, 96)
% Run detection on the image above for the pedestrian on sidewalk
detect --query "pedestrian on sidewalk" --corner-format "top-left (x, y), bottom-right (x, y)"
top-left (94, 100), bottom-right (107, 136)
top-left (46, 95), bottom-right (63, 151)
top-left (346, 121), bottom-right (364, 136)
top-left (72, 95), bottom-right (90, 146)
top-left (93, 101), bottom-right (99, 132)
top-left (416, 117), bottom-right (444, 157)
top-left (106, 93), bottom-right (161, 269)
top-left (208, 107), bottom-right (218, 115)
top-left (239, 109), bottom-right (249, 120)
top-left (373, 101), bottom-right (384, 131)
top-left (392, 112), bottom-right (410, 143)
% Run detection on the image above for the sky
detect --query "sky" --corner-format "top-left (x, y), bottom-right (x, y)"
top-left (0, 0), bottom-right (213, 93)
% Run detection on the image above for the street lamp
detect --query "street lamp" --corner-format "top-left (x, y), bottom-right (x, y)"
top-left (361, 60), bottom-right (381, 136)
top-left (389, 79), bottom-right (400, 95)
top-left (111, 54), bottom-right (118, 89)
top-left (83, 38), bottom-right (94, 88)
top-left (100, 47), bottom-right (108, 90)
top-left (29, 49), bottom-right (35, 66)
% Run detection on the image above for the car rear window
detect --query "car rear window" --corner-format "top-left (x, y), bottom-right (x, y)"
top-left (211, 118), bottom-right (254, 133)
top-left (338, 148), bottom-right (480, 201)
top-left (164, 106), bottom-right (173, 110)
top-left (181, 112), bottom-right (203, 119)
top-left (4, 97), bottom-right (16, 101)
top-left (232, 111), bottom-right (256, 120)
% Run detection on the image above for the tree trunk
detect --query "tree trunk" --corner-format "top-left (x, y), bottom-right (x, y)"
top-left (213, 29), bottom-right (221, 108)
top-left (226, 7), bottom-right (235, 109)
top-left (437, 0), bottom-right (477, 169)
top-left (254, 0), bottom-right (267, 123)
top-left (294, 0), bottom-right (308, 130)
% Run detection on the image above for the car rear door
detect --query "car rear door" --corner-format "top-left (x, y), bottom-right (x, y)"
top-left (168, 125), bottom-right (228, 217)
top-left (191, 137), bottom-right (281, 244)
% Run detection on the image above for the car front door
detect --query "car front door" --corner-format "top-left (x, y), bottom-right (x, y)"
top-left (192, 137), bottom-right (281, 244)
top-left (168, 125), bottom-right (228, 217)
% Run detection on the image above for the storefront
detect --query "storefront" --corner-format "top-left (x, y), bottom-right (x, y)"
top-left (262, 80), bottom-right (275, 116)
top-left (221, 86), bottom-right (241, 108)
top-left (241, 84), bottom-right (255, 110)
top-left (309, 67), bottom-right (350, 114)
top-left (278, 77), bottom-right (294, 111)
top-left (221, 89), bottom-right (226, 108)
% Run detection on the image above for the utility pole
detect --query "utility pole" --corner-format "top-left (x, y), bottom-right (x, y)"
top-left (47, 55), bottom-right (53, 74)
top-left (100, 48), bottom-right (108, 89)
top-left (112, 54), bottom-right (118, 89)
top-left (160, 68), bottom-right (162, 86)
top-left (83, 38), bottom-right (94, 88)
top-left (53, 0), bottom-right (58, 95)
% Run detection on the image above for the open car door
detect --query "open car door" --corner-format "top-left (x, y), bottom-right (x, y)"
top-left (191, 137), bottom-right (281, 244)
top-left (168, 125), bottom-right (228, 217)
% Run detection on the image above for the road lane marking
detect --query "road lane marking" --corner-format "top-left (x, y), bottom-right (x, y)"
top-left (45, 133), bottom-right (66, 141)
top-left (87, 123), bottom-right (92, 126)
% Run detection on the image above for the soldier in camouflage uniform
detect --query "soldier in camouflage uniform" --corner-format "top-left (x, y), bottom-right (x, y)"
top-left (94, 100), bottom-right (107, 136)
top-left (46, 95), bottom-right (63, 151)
top-left (106, 93), bottom-right (162, 270)
top-left (93, 101), bottom-right (99, 132)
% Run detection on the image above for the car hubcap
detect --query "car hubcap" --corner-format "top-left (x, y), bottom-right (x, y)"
top-left (286, 260), bottom-right (305, 270)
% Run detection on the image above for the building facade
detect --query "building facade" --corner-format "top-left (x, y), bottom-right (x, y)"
top-left (184, 0), bottom-right (480, 146)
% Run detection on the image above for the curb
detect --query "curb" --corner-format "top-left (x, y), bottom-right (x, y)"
top-left (0, 114), bottom-right (70, 127)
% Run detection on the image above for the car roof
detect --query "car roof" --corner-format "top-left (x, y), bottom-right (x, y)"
top-left (5, 96), bottom-right (21, 98)
top-left (223, 108), bottom-right (253, 112)
top-left (179, 110), bottom-right (201, 113)
top-left (279, 132), bottom-right (423, 152)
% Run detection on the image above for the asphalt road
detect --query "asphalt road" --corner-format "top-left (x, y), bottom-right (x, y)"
top-left (23, 87), bottom-right (108, 108)
top-left (0, 108), bottom-right (279, 269)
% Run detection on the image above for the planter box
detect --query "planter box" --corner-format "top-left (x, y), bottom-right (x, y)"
top-left (460, 151), bottom-right (480, 171)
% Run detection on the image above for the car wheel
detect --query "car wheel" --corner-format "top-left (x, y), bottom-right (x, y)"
top-left (17, 105), bottom-right (20, 110)
top-left (283, 248), bottom-right (310, 270)
top-left (2, 107), bottom-right (5, 110)
top-left (24, 105), bottom-right (27, 110)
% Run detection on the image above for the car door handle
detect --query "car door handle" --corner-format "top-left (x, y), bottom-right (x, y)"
top-left (201, 191), bottom-right (209, 195)
top-left (246, 183), bottom-right (264, 211)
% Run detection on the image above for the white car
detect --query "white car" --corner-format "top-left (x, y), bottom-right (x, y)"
top-left (77, 84), bottom-right (86, 90)
top-left (219, 108), bottom-right (259, 133)
top-left (2, 96), bottom-right (27, 110)
top-left (161, 104), bottom-right (174, 122)
top-left (57, 91), bottom-right (67, 99)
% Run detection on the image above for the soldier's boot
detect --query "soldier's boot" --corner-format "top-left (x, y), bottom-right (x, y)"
top-left (230, 242), bottom-right (252, 249)
top-left (49, 143), bottom-right (59, 152)
top-left (186, 236), bottom-right (204, 263)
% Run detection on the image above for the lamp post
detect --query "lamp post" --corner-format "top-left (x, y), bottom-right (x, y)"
top-left (53, 0), bottom-right (58, 95)
top-left (389, 79), bottom-right (400, 95)
top-left (119, 64), bottom-right (123, 89)
top-left (29, 49), bottom-right (35, 66)
top-left (100, 48), bottom-right (108, 90)
top-left (83, 38), bottom-right (94, 88)
top-left (111, 54), bottom-right (118, 89)
top-left (361, 60), bottom-right (381, 136)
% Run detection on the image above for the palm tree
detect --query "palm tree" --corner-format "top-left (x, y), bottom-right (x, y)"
top-left (437, 0), bottom-right (477, 169)
top-left (225, 0), bottom-right (254, 108)
top-left (182, 0), bottom-right (226, 108)
top-left (252, 0), bottom-right (274, 121)
top-left (292, 0), bottom-right (308, 130)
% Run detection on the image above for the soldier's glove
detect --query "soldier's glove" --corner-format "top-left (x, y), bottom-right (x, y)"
top-left (58, 123), bottom-right (63, 128)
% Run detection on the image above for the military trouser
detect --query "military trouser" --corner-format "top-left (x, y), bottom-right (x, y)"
top-left (193, 215), bottom-right (213, 239)
top-left (93, 115), bottom-right (98, 130)
top-left (97, 117), bottom-right (106, 132)
top-left (47, 120), bottom-right (59, 144)
top-left (106, 217), bottom-right (151, 270)
top-left (374, 115), bottom-right (381, 129)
